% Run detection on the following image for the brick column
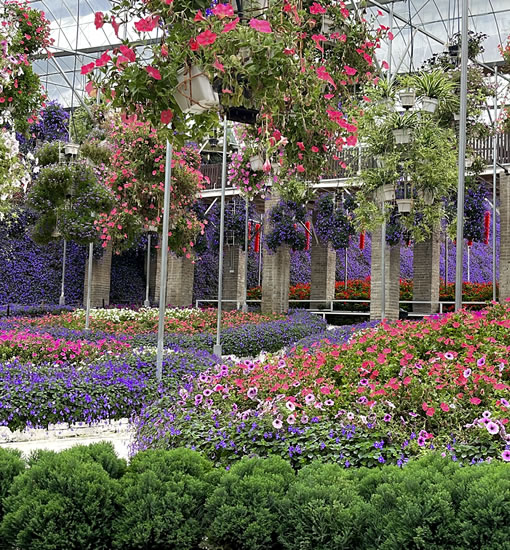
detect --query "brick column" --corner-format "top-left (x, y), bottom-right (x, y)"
top-left (310, 241), bottom-right (336, 309)
top-left (370, 226), bottom-right (400, 321)
top-left (83, 244), bottom-right (112, 308)
top-left (222, 245), bottom-right (246, 311)
top-left (500, 174), bottom-right (510, 303)
top-left (413, 226), bottom-right (440, 314)
top-left (261, 195), bottom-right (290, 314)
top-left (154, 248), bottom-right (194, 307)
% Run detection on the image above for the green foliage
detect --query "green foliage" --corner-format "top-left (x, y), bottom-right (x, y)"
top-left (205, 456), bottom-right (295, 550)
top-left (36, 141), bottom-right (62, 167)
top-left (80, 140), bottom-right (112, 166)
top-left (113, 448), bottom-right (218, 550)
top-left (0, 448), bottom-right (24, 522)
top-left (0, 447), bottom-right (120, 549)
top-left (279, 463), bottom-right (369, 550)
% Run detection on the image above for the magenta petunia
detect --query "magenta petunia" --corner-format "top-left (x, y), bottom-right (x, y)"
top-left (249, 18), bottom-right (272, 33)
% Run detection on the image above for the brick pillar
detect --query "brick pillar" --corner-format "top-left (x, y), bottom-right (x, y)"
top-left (500, 174), bottom-right (510, 303)
top-left (413, 226), bottom-right (440, 314)
top-left (370, 226), bottom-right (400, 321)
top-left (310, 241), bottom-right (336, 309)
top-left (222, 245), bottom-right (246, 311)
top-left (154, 248), bottom-right (194, 307)
top-left (83, 244), bottom-right (112, 308)
top-left (261, 195), bottom-right (290, 314)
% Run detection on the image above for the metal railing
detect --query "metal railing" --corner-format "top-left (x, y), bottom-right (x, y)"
top-left (200, 134), bottom-right (510, 191)
top-left (195, 298), bottom-right (490, 318)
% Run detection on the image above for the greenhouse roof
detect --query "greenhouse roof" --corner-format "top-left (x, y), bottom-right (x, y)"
top-left (31, 0), bottom-right (510, 107)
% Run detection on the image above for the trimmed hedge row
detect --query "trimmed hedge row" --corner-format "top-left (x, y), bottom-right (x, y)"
top-left (0, 444), bottom-right (509, 550)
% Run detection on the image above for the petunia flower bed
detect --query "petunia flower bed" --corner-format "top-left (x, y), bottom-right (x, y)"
top-left (132, 304), bottom-right (510, 467)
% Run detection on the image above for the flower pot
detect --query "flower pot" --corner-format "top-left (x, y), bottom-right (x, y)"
top-left (396, 198), bottom-right (413, 213)
top-left (418, 188), bottom-right (434, 205)
top-left (421, 96), bottom-right (439, 113)
top-left (382, 184), bottom-right (395, 202)
top-left (174, 65), bottom-right (219, 114)
top-left (250, 155), bottom-right (264, 171)
top-left (378, 98), bottom-right (395, 111)
top-left (392, 128), bottom-right (412, 144)
top-left (465, 156), bottom-right (474, 169)
top-left (64, 143), bottom-right (79, 156)
top-left (144, 225), bottom-right (157, 232)
top-left (454, 113), bottom-right (461, 121)
top-left (399, 89), bottom-right (416, 109)
top-left (375, 155), bottom-right (385, 168)
top-left (51, 226), bottom-right (61, 238)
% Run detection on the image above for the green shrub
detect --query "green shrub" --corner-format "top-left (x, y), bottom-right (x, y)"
top-left (0, 448), bottom-right (25, 521)
top-left (205, 456), bottom-right (295, 550)
top-left (113, 448), bottom-right (219, 550)
top-left (64, 441), bottom-right (127, 479)
top-left (278, 462), bottom-right (369, 550)
top-left (0, 447), bottom-right (120, 549)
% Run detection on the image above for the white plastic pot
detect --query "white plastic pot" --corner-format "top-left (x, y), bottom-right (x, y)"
top-left (418, 189), bottom-right (434, 205)
top-left (174, 65), bottom-right (219, 115)
top-left (51, 226), bottom-right (62, 238)
top-left (375, 156), bottom-right (385, 168)
top-left (249, 155), bottom-right (264, 171)
top-left (382, 184), bottom-right (395, 202)
top-left (465, 156), bottom-right (474, 169)
top-left (64, 143), bottom-right (79, 156)
top-left (421, 97), bottom-right (439, 113)
top-left (392, 128), bottom-right (412, 144)
top-left (396, 198), bottom-right (413, 213)
top-left (399, 90), bottom-right (416, 109)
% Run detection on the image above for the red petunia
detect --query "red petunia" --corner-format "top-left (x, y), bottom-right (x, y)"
top-left (94, 12), bottom-right (104, 30)
top-left (309, 2), bottom-right (326, 14)
top-left (119, 45), bottom-right (136, 62)
top-left (95, 51), bottom-right (111, 68)
top-left (196, 29), bottom-right (217, 46)
top-left (134, 16), bottom-right (159, 33)
top-left (146, 66), bottom-right (162, 80)
top-left (213, 3), bottom-right (234, 19)
top-left (160, 110), bottom-right (173, 125)
top-left (81, 62), bottom-right (95, 75)
top-left (222, 17), bottom-right (239, 32)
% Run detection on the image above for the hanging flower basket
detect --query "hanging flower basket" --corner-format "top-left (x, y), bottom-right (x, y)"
top-left (396, 198), bottom-right (413, 213)
top-left (249, 154), bottom-right (264, 171)
top-left (174, 65), bottom-right (219, 114)
top-left (382, 184), bottom-right (395, 202)
top-left (399, 89), bottom-right (416, 109)
top-left (392, 128), bottom-right (412, 144)
top-left (51, 226), bottom-right (62, 238)
top-left (421, 96), bottom-right (439, 113)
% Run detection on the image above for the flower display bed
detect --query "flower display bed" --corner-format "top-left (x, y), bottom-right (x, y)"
top-left (248, 279), bottom-right (496, 311)
top-left (134, 304), bottom-right (510, 467)
top-left (0, 309), bottom-right (326, 430)
top-left (0, 444), bottom-right (509, 550)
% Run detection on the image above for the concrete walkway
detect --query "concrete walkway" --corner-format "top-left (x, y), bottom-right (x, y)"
top-left (0, 419), bottom-right (132, 460)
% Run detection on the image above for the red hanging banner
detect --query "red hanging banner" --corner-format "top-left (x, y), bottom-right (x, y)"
top-left (254, 223), bottom-right (261, 253)
top-left (484, 211), bottom-right (491, 245)
top-left (359, 231), bottom-right (365, 251)
top-left (305, 221), bottom-right (311, 251)
top-left (248, 221), bottom-right (252, 241)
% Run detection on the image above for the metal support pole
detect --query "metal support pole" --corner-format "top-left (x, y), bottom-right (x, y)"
top-left (144, 233), bottom-right (151, 307)
top-left (387, 1), bottom-right (394, 80)
top-left (242, 197), bottom-right (249, 312)
top-left (454, 0), bottom-right (469, 311)
top-left (445, 233), bottom-right (448, 287)
top-left (258, 226), bottom-right (263, 287)
top-left (85, 242), bottom-right (93, 330)
top-left (156, 139), bottom-right (173, 382)
top-left (344, 247), bottom-right (348, 289)
top-left (59, 240), bottom-right (67, 305)
top-left (492, 66), bottom-right (498, 301)
top-left (381, 204), bottom-right (386, 320)
top-left (467, 243), bottom-right (471, 282)
top-left (214, 115), bottom-right (229, 357)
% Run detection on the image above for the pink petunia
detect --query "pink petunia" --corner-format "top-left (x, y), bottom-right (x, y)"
top-left (94, 12), bottom-right (104, 30)
top-left (196, 29), bottom-right (218, 46)
top-left (309, 2), bottom-right (326, 14)
top-left (160, 110), bottom-right (173, 125)
top-left (222, 17), bottom-right (239, 32)
top-left (249, 18), bottom-right (272, 33)
top-left (95, 51), bottom-right (111, 68)
top-left (146, 66), bottom-right (162, 80)
top-left (213, 3), bottom-right (235, 19)
top-left (344, 65), bottom-right (357, 76)
top-left (119, 45), bottom-right (136, 62)
top-left (81, 62), bottom-right (95, 75)
top-left (134, 16), bottom-right (159, 32)
top-left (316, 66), bottom-right (336, 89)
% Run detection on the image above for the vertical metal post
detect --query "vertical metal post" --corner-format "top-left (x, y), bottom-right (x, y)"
top-left (144, 233), bottom-right (151, 307)
top-left (242, 197), bottom-right (249, 312)
top-left (467, 243), bottom-right (471, 282)
top-left (344, 247), bottom-right (348, 289)
top-left (454, 0), bottom-right (469, 311)
top-left (214, 115), bottom-right (229, 357)
top-left (258, 226), bottom-right (263, 287)
top-left (85, 242), bottom-right (93, 330)
top-left (492, 66), bottom-right (498, 301)
top-left (156, 139), bottom-right (173, 382)
top-left (381, 202), bottom-right (386, 320)
top-left (388, 2), bottom-right (394, 80)
top-left (59, 240), bottom-right (67, 305)
top-left (445, 232), bottom-right (448, 287)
